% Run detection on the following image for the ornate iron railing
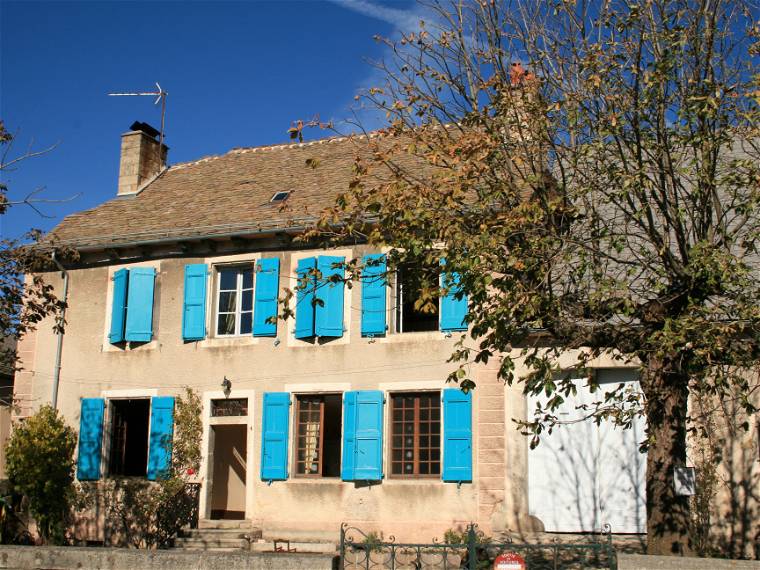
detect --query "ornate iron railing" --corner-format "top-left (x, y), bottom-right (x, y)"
top-left (339, 523), bottom-right (617, 570)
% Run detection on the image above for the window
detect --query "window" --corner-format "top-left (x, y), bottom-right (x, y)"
top-left (211, 398), bottom-right (248, 417)
top-left (216, 265), bottom-right (254, 336)
top-left (293, 394), bottom-right (342, 477)
top-left (395, 264), bottom-right (439, 333)
top-left (294, 256), bottom-right (345, 339)
top-left (270, 191), bottom-right (290, 203)
top-left (108, 399), bottom-right (150, 476)
top-left (109, 267), bottom-right (156, 344)
top-left (390, 392), bottom-right (441, 477)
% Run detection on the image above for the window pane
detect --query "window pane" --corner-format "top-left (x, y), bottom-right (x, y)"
top-left (218, 291), bottom-right (237, 312)
top-left (241, 290), bottom-right (253, 312)
top-left (240, 312), bottom-right (252, 334)
top-left (242, 268), bottom-right (254, 290)
top-left (219, 268), bottom-right (237, 290)
top-left (295, 396), bottom-right (336, 477)
top-left (217, 313), bottom-right (236, 335)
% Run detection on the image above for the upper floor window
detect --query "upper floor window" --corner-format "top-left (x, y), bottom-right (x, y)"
top-left (216, 265), bottom-right (254, 336)
top-left (395, 264), bottom-right (439, 333)
top-left (294, 256), bottom-right (345, 339)
top-left (109, 266), bottom-right (156, 344)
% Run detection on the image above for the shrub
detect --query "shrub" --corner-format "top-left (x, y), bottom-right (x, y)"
top-left (5, 405), bottom-right (77, 544)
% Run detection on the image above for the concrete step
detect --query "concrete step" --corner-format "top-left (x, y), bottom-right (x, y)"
top-left (175, 545), bottom-right (243, 553)
top-left (175, 537), bottom-right (249, 549)
top-left (250, 539), bottom-right (338, 554)
top-left (180, 528), bottom-right (261, 540)
top-left (198, 519), bottom-right (252, 530)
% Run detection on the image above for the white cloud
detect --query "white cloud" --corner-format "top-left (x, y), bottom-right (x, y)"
top-left (325, 0), bottom-right (434, 132)
top-left (328, 0), bottom-right (420, 32)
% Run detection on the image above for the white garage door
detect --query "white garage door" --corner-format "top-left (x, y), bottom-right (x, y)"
top-left (527, 369), bottom-right (647, 534)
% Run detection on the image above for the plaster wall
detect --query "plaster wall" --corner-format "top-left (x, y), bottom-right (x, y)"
top-left (15, 245), bottom-right (640, 543)
top-left (15, 246), bottom-right (511, 542)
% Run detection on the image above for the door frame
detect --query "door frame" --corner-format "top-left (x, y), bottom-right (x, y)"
top-left (199, 389), bottom-right (256, 521)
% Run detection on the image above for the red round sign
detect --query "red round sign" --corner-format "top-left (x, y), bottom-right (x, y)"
top-left (493, 552), bottom-right (526, 570)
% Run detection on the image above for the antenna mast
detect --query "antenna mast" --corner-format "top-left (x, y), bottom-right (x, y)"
top-left (108, 82), bottom-right (168, 151)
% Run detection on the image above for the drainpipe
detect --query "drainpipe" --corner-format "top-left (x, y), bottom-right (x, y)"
top-left (51, 251), bottom-right (69, 410)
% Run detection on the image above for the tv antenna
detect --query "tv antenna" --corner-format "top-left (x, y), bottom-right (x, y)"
top-left (107, 82), bottom-right (168, 151)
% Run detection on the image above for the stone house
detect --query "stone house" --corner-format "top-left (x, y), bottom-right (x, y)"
top-left (13, 121), bottom-right (667, 544)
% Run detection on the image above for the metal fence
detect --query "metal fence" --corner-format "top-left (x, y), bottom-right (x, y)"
top-left (339, 523), bottom-right (617, 570)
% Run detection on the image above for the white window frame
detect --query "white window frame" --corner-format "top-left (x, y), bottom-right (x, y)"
top-left (214, 263), bottom-right (255, 337)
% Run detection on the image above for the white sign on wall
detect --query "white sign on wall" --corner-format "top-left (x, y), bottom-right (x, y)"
top-left (674, 466), bottom-right (696, 496)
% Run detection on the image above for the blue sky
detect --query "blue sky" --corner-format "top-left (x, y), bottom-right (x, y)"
top-left (0, 0), bottom-right (422, 239)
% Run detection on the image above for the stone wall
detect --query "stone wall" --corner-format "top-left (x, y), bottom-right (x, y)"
top-left (0, 546), bottom-right (335, 570)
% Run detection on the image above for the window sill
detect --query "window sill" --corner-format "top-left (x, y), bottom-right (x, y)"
top-left (105, 475), bottom-right (150, 481)
top-left (280, 477), bottom-right (449, 485)
top-left (198, 336), bottom-right (265, 349)
top-left (374, 331), bottom-right (451, 344)
top-left (102, 339), bottom-right (158, 352)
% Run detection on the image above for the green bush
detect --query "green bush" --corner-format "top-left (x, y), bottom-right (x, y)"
top-left (5, 405), bottom-right (77, 544)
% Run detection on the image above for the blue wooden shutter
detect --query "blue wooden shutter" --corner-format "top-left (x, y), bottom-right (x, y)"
top-left (253, 258), bottom-right (280, 337)
top-left (182, 264), bottom-right (207, 341)
top-left (76, 398), bottom-right (105, 481)
top-left (295, 257), bottom-right (317, 339)
top-left (109, 268), bottom-right (128, 343)
top-left (315, 255), bottom-right (345, 337)
top-left (261, 392), bottom-right (290, 481)
top-left (147, 396), bottom-right (175, 480)
top-left (361, 254), bottom-right (387, 336)
top-left (440, 259), bottom-right (468, 332)
top-left (442, 388), bottom-right (472, 482)
top-left (341, 391), bottom-right (357, 481)
top-left (353, 390), bottom-right (384, 481)
top-left (125, 267), bottom-right (156, 342)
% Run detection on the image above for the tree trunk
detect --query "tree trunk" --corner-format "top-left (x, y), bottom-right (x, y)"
top-left (643, 357), bottom-right (693, 556)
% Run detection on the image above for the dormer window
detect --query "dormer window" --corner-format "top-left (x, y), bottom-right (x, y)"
top-left (270, 191), bottom-right (290, 203)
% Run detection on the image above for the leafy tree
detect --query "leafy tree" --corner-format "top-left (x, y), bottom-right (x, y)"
top-left (308, 0), bottom-right (759, 556)
top-left (5, 405), bottom-right (77, 544)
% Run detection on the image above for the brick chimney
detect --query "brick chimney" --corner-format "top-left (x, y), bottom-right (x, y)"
top-left (117, 121), bottom-right (168, 196)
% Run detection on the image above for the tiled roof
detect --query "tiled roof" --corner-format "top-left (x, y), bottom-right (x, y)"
top-left (49, 134), bottom-right (373, 250)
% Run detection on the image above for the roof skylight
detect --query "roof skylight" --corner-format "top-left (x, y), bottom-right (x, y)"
top-left (270, 191), bottom-right (290, 203)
